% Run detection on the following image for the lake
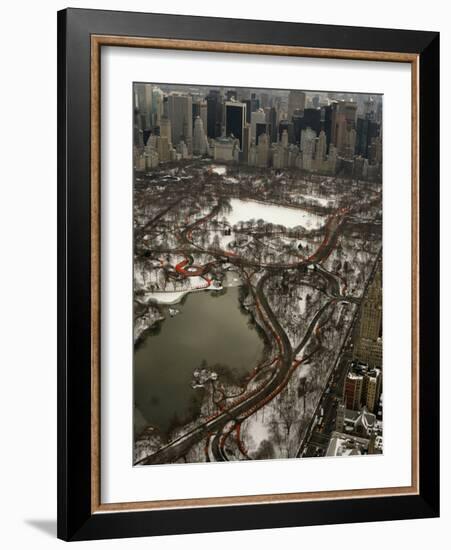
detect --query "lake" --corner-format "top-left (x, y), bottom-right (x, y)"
top-left (134, 286), bottom-right (265, 437)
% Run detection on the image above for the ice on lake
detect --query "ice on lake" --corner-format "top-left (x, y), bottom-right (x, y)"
top-left (225, 198), bottom-right (326, 230)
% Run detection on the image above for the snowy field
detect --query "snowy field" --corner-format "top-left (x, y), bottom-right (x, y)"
top-left (226, 198), bottom-right (326, 230)
top-left (210, 165), bottom-right (227, 175)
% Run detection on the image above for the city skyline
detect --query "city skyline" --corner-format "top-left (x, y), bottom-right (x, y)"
top-left (134, 83), bottom-right (382, 180)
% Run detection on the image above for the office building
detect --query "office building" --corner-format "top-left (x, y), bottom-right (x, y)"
top-left (151, 86), bottom-right (164, 126)
top-left (167, 93), bottom-right (193, 148)
top-left (294, 108), bottom-right (322, 139)
top-left (250, 109), bottom-right (266, 143)
top-left (268, 106), bottom-right (278, 143)
top-left (225, 101), bottom-right (247, 150)
top-left (193, 116), bottom-right (208, 155)
top-left (364, 370), bottom-right (382, 413)
top-left (213, 136), bottom-right (239, 162)
top-left (159, 116), bottom-right (172, 144)
top-left (278, 120), bottom-right (295, 144)
top-left (344, 360), bottom-right (382, 414)
top-left (241, 124), bottom-right (251, 163)
top-left (314, 130), bottom-right (327, 171)
top-left (256, 122), bottom-right (271, 145)
top-left (344, 370), bottom-right (364, 410)
top-left (206, 90), bottom-right (223, 139)
top-left (192, 99), bottom-right (208, 136)
top-left (287, 90), bottom-right (306, 119)
top-left (256, 133), bottom-right (270, 167)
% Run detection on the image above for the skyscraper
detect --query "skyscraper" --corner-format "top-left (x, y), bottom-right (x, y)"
top-left (256, 122), bottom-right (270, 145)
top-left (260, 92), bottom-right (269, 109)
top-left (167, 93), bottom-right (193, 147)
top-left (354, 265), bottom-right (382, 367)
top-left (344, 370), bottom-right (363, 410)
top-left (312, 95), bottom-right (320, 109)
top-left (192, 99), bottom-right (208, 137)
top-left (363, 369), bottom-right (382, 413)
top-left (151, 86), bottom-right (164, 127)
top-left (193, 116), bottom-right (208, 155)
top-left (356, 117), bottom-right (370, 157)
top-left (322, 103), bottom-right (334, 153)
top-left (363, 97), bottom-right (376, 120)
top-left (281, 128), bottom-right (289, 148)
top-left (225, 101), bottom-right (247, 150)
top-left (213, 136), bottom-right (239, 162)
top-left (335, 401), bottom-right (345, 432)
top-left (256, 133), bottom-right (269, 167)
top-left (134, 83), bottom-right (153, 129)
top-left (294, 108), bottom-right (322, 139)
top-left (241, 124), bottom-right (251, 163)
top-left (250, 92), bottom-right (260, 112)
top-left (206, 90), bottom-right (223, 139)
top-left (356, 117), bottom-right (380, 158)
top-left (343, 127), bottom-right (357, 159)
top-left (331, 100), bottom-right (358, 155)
top-left (368, 136), bottom-right (382, 166)
top-left (343, 101), bottom-right (358, 127)
top-left (344, 361), bottom-right (382, 413)
top-left (156, 136), bottom-right (171, 163)
top-left (287, 90), bottom-right (306, 120)
top-left (159, 116), bottom-right (172, 144)
top-left (250, 109), bottom-right (266, 143)
top-left (359, 267), bottom-right (382, 341)
top-left (278, 120), bottom-right (295, 144)
top-left (314, 130), bottom-right (327, 171)
top-left (268, 106), bottom-right (278, 143)
top-left (300, 127), bottom-right (317, 152)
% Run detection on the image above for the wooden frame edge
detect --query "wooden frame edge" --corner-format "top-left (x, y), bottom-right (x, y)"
top-left (90, 34), bottom-right (420, 515)
top-left (91, 35), bottom-right (418, 62)
top-left (95, 485), bottom-right (418, 513)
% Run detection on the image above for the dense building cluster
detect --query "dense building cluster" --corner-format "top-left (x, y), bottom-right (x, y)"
top-left (133, 84), bottom-right (382, 179)
top-left (347, 262), bottom-right (382, 413)
top-left (326, 263), bottom-right (383, 457)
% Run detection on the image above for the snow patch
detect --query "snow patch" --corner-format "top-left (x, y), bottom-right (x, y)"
top-left (299, 194), bottom-right (334, 207)
top-left (211, 165), bottom-right (226, 175)
top-left (242, 410), bottom-right (271, 453)
top-left (147, 290), bottom-right (189, 305)
top-left (226, 198), bottom-right (326, 230)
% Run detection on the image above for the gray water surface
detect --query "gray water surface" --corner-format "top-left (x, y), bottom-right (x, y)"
top-left (134, 287), bottom-right (265, 437)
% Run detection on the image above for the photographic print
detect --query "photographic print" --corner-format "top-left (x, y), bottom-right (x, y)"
top-left (133, 83), bottom-right (383, 466)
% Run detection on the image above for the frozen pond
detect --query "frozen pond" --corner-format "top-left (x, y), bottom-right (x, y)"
top-left (225, 198), bottom-right (326, 230)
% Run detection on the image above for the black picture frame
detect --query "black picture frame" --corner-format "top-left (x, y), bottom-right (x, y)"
top-left (57, 7), bottom-right (439, 541)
